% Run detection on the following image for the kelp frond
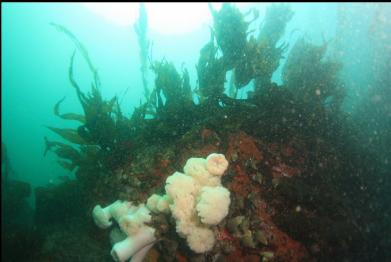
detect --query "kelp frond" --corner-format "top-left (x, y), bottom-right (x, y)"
top-left (57, 160), bottom-right (77, 171)
top-left (46, 126), bottom-right (87, 145)
top-left (44, 136), bottom-right (71, 156)
top-left (50, 22), bottom-right (100, 89)
top-left (44, 136), bottom-right (81, 171)
top-left (258, 4), bottom-right (294, 46)
top-left (134, 3), bottom-right (151, 101)
top-left (68, 50), bottom-right (89, 114)
top-left (209, 3), bottom-right (249, 68)
top-left (54, 96), bottom-right (85, 123)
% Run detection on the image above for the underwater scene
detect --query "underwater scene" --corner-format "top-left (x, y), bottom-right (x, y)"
top-left (2, 2), bottom-right (391, 261)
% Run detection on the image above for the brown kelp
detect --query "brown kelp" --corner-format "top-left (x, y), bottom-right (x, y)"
top-left (209, 3), bottom-right (249, 70)
top-left (51, 23), bottom-right (100, 88)
top-left (196, 32), bottom-right (226, 103)
top-left (198, 3), bottom-right (260, 102)
top-left (134, 3), bottom-right (151, 101)
top-left (151, 59), bottom-right (193, 111)
top-left (53, 96), bottom-right (85, 123)
top-left (282, 38), bottom-right (345, 111)
top-left (255, 4), bottom-right (293, 91)
top-left (199, 3), bottom-right (293, 104)
top-left (46, 24), bottom-right (134, 178)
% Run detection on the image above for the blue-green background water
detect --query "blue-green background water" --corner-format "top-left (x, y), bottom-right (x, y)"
top-left (2, 3), bottom-right (214, 189)
top-left (1, 3), bottom-right (389, 199)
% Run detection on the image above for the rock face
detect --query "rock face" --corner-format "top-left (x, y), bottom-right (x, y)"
top-left (34, 181), bottom-right (86, 226)
top-left (140, 128), bottom-right (311, 261)
top-left (2, 179), bottom-right (33, 228)
top-left (17, 124), bottom-right (372, 262)
top-left (1, 178), bottom-right (38, 261)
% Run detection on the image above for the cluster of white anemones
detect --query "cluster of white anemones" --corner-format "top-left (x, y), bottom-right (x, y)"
top-left (92, 153), bottom-right (231, 261)
top-left (147, 153), bottom-right (231, 253)
top-left (92, 201), bottom-right (155, 262)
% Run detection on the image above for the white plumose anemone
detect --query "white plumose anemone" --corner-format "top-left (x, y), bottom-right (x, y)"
top-left (93, 153), bottom-right (231, 256)
top-left (206, 153), bottom-right (229, 176)
top-left (111, 226), bottom-right (156, 262)
top-left (186, 227), bottom-right (216, 253)
top-left (92, 204), bottom-right (113, 229)
top-left (154, 153), bottom-right (231, 253)
top-left (92, 200), bottom-right (133, 229)
top-left (196, 186), bottom-right (231, 225)
top-left (93, 202), bottom-right (156, 262)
